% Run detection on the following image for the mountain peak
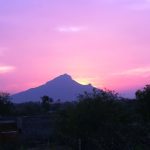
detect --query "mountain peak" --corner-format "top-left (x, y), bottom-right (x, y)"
top-left (58, 73), bottom-right (72, 80)
top-left (52, 73), bottom-right (72, 81)
top-left (12, 74), bottom-right (97, 103)
top-left (45, 73), bottom-right (72, 85)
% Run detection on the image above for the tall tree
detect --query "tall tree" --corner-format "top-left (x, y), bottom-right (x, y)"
top-left (136, 85), bottom-right (150, 121)
top-left (0, 92), bottom-right (13, 116)
top-left (41, 95), bottom-right (53, 112)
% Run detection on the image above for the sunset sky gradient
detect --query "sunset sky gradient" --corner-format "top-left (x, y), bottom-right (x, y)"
top-left (0, 0), bottom-right (150, 98)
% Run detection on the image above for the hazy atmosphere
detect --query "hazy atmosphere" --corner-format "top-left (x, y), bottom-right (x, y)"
top-left (1, 1), bottom-right (150, 150)
top-left (0, 0), bottom-right (150, 97)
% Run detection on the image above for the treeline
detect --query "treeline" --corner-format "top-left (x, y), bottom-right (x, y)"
top-left (0, 94), bottom-right (55, 116)
top-left (0, 85), bottom-right (150, 149)
top-left (54, 86), bottom-right (150, 150)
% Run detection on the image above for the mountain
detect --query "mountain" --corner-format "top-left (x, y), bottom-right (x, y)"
top-left (12, 74), bottom-right (95, 103)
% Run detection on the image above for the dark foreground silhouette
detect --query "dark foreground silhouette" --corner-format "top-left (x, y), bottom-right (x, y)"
top-left (0, 85), bottom-right (150, 150)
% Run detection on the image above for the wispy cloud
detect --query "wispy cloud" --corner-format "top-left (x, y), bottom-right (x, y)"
top-left (0, 66), bottom-right (15, 74)
top-left (56, 26), bottom-right (87, 33)
top-left (112, 66), bottom-right (150, 77)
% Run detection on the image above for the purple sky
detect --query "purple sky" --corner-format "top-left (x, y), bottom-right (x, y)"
top-left (0, 0), bottom-right (150, 98)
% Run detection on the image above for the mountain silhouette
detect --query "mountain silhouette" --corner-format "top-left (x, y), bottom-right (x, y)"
top-left (12, 74), bottom-right (95, 103)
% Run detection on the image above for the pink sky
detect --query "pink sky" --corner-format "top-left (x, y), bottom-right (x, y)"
top-left (0, 0), bottom-right (150, 98)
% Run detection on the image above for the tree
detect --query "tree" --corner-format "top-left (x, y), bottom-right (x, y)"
top-left (41, 95), bottom-right (53, 112)
top-left (0, 92), bottom-right (13, 116)
top-left (136, 85), bottom-right (150, 121)
top-left (136, 85), bottom-right (150, 101)
top-left (57, 90), bottom-right (132, 149)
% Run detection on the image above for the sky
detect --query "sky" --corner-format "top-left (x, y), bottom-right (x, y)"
top-left (0, 0), bottom-right (150, 98)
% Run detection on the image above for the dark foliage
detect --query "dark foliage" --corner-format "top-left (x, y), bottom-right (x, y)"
top-left (14, 102), bottom-right (42, 115)
top-left (1, 85), bottom-right (150, 149)
top-left (0, 92), bottom-right (13, 116)
top-left (41, 95), bottom-right (53, 113)
top-left (56, 88), bottom-right (150, 150)
top-left (136, 85), bottom-right (150, 121)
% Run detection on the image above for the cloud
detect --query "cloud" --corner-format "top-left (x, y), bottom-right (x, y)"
top-left (56, 26), bottom-right (86, 33)
top-left (0, 66), bottom-right (15, 74)
top-left (112, 66), bottom-right (150, 77)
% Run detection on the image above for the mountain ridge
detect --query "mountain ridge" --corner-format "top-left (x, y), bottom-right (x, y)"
top-left (12, 74), bottom-right (95, 103)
